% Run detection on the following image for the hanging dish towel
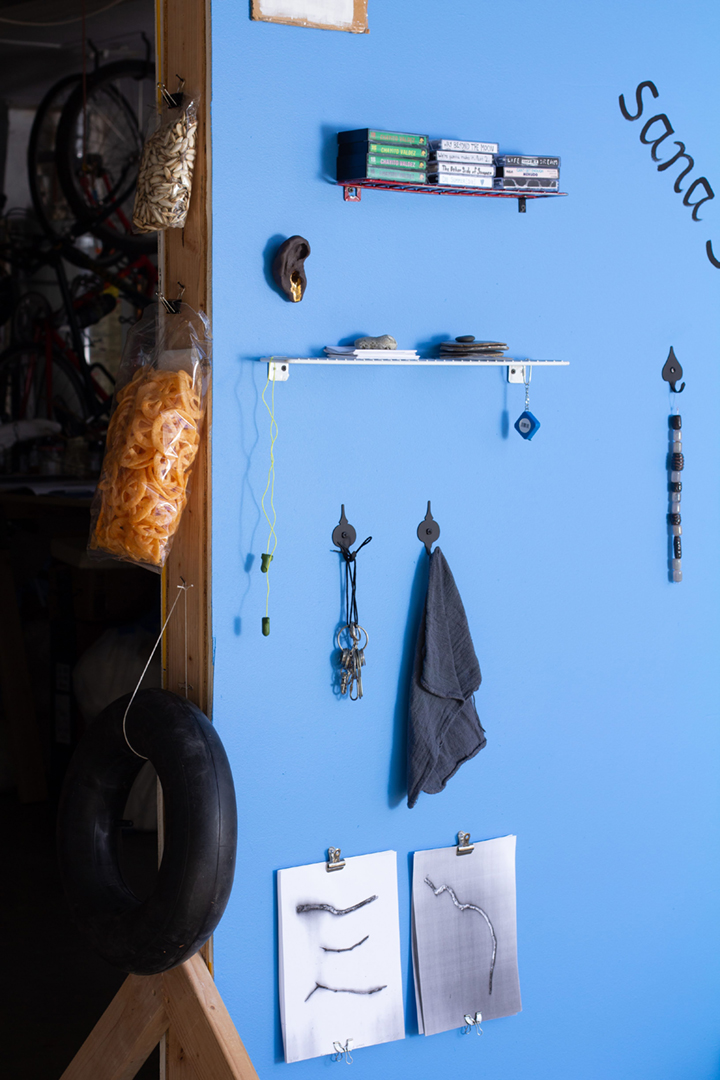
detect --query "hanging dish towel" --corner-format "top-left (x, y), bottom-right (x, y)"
top-left (407, 547), bottom-right (486, 808)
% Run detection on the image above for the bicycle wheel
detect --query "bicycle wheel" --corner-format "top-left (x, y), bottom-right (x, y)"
top-left (55, 60), bottom-right (157, 256)
top-left (0, 343), bottom-right (91, 433)
top-left (27, 74), bottom-right (125, 267)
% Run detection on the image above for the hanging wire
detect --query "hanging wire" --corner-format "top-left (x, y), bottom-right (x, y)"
top-left (122, 582), bottom-right (192, 759)
top-left (260, 369), bottom-right (279, 634)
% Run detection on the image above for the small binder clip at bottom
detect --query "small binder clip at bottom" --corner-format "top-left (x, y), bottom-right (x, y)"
top-left (331, 1039), bottom-right (353, 1063)
top-left (462, 1012), bottom-right (483, 1036)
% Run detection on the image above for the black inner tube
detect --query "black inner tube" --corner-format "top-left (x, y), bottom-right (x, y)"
top-left (57, 689), bottom-right (237, 975)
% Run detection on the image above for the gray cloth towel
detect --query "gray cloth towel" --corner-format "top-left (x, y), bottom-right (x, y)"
top-left (407, 547), bottom-right (485, 808)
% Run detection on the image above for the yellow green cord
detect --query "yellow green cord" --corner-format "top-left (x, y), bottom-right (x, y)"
top-left (260, 369), bottom-right (279, 634)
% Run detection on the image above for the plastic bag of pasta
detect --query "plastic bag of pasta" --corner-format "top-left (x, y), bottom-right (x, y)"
top-left (132, 94), bottom-right (198, 232)
top-left (88, 302), bottom-right (211, 571)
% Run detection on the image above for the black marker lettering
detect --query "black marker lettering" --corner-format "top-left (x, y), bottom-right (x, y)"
top-left (619, 79), bottom-right (659, 121)
top-left (640, 114), bottom-right (675, 162)
top-left (683, 177), bottom-right (714, 221)
top-left (619, 78), bottom-right (717, 269)
top-left (656, 142), bottom-right (695, 192)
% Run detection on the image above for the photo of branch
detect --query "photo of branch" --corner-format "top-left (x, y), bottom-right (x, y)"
top-left (277, 850), bottom-right (404, 1062)
top-left (296, 896), bottom-right (377, 915)
top-left (412, 837), bottom-right (521, 1036)
top-left (424, 877), bottom-right (497, 994)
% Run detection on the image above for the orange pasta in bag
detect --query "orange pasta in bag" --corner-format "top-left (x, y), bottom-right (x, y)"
top-left (89, 303), bottom-right (210, 570)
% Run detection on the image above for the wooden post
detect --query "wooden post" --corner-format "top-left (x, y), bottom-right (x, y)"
top-left (162, 955), bottom-right (260, 1080)
top-left (159, 0), bottom-right (212, 717)
top-left (59, 974), bottom-right (169, 1080)
top-left (157, 0), bottom-right (213, 1074)
top-left (59, 955), bottom-right (260, 1080)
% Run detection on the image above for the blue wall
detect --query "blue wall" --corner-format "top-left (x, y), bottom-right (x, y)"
top-left (210, 2), bottom-right (720, 1077)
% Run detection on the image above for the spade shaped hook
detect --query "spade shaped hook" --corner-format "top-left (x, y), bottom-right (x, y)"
top-left (417, 501), bottom-right (440, 555)
top-left (662, 346), bottom-right (685, 393)
top-left (332, 504), bottom-right (357, 551)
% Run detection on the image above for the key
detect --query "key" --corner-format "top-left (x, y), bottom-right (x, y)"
top-left (352, 646), bottom-right (363, 700)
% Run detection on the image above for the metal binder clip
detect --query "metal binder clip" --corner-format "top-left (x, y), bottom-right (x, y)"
top-left (326, 847), bottom-right (346, 872)
top-left (157, 282), bottom-right (185, 315)
top-left (461, 1012), bottom-right (483, 1036)
top-left (159, 75), bottom-right (185, 109)
top-left (331, 1039), bottom-right (353, 1063)
top-left (457, 831), bottom-right (474, 856)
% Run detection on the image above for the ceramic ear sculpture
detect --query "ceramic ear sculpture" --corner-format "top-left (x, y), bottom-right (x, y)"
top-left (272, 235), bottom-right (310, 302)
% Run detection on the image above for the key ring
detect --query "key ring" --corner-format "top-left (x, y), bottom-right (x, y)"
top-left (336, 624), bottom-right (368, 651)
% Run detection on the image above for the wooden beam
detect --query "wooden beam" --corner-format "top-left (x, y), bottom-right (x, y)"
top-left (59, 973), bottom-right (169, 1080)
top-left (157, 0), bottom-right (213, 1072)
top-left (162, 954), bottom-right (260, 1080)
top-left (160, 0), bottom-right (212, 719)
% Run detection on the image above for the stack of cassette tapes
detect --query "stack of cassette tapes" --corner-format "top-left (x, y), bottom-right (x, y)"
top-left (493, 154), bottom-right (561, 192)
top-left (336, 129), bottom-right (428, 184)
top-left (426, 138), bottom-right (499, 189)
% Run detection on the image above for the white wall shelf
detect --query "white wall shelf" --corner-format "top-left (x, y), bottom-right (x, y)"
top-left (261, 357), bottom-right (569, 384)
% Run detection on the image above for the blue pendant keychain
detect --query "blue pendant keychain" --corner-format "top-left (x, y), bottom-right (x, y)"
top-left (514, 368), bottom-right (541, 440)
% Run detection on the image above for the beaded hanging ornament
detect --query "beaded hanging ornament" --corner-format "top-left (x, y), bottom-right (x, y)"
top-left (668, 414), bottom-right (683, 583)
top-left (662, 347), bottom-right (684, 584)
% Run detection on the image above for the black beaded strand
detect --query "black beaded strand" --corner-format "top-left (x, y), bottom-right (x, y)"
top-left (668, 414), bottom-right (683, 582)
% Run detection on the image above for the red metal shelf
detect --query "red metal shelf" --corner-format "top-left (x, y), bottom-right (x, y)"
top-left (339, 178), bottom-right (567, 209)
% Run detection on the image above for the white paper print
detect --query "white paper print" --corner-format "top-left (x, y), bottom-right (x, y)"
top-left (277, 850), bottom-right (405, 1063)
top-left (254, 0), bottom-right (354, 28)
top-left (412, 836), bottom-right (521, 1036)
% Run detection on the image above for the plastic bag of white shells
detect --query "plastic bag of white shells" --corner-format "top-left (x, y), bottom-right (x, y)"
top-left (132, 97), bottom-right (198, 232)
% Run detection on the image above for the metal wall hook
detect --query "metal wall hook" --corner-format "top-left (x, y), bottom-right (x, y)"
top-left (332, 505), bottom-right (357, 551)
top-left (662, 346), bottom-right (685, 393)
top-left (417, 501), bottom-right (440, 555)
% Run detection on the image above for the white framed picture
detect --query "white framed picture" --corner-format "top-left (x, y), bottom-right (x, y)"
top-left (251, 0), bottom-right (368, 34)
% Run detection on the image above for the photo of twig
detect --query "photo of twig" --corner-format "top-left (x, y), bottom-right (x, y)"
top-left (304, 981), bottom-right (387, 1002)
top-left (321, 935), bottom-right (369, 953)
top-left (424, 877), bottom-right (497, 994)
top-left (277, 850), bottom-right (405, 1062)
top-left (296, 896), bottom-right (377, 916)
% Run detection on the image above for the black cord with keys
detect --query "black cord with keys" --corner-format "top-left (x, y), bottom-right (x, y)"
top-left (332, 506), bottom-right (371, 700)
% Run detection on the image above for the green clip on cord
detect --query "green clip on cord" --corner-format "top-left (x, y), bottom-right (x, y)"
top-left (261, 554), bottom-right (273, 636)
top-left (261, 368), bottom-right (279, 635)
